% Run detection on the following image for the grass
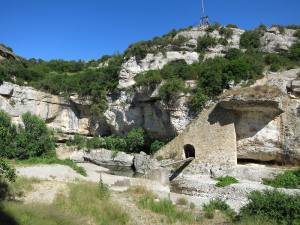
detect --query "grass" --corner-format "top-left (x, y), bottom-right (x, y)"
top-left (54, 181), bottom-right (129, 225)
top-left (11, 157), bottom-right (87, 176)
top-left (263, 168), bottom-right (300, 189)
top-left (202, 199), bottom-right (236, 221)
top-left (137, 192), bottom-right (202, 224)
top-left (1, 181), bottom-right (129, 225)
top-left (215, 176), bottom-right (239, 187)
top-left (9, 177), bottom-right (42, 198)
top-left (0, 202), bottom-right (85, 225)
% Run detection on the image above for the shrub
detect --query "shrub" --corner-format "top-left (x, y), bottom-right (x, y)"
top-left (240, 30), bottom-right (261, 49)
top-left (197, 35), bottom-right (218, 52)
top-left (203, 199), bottom-right (236, 220)
top-left (0, 111), bottom-right (55, 159)
top-left (215, 176), bottom-right (239, 187)
top-left (0, 158), bottom-right (16, 182)
top-left (190, 88), bottom-right (209, 112)
top-left (66, 134), bottom-right (87, 150)
top-left (206, 23), bottom-right (221, 33)
top-left (104, 136), bottom-right (127, 152)
top-left (272, 24), bottom-right (285, 34)
top-left (294, 30), bottom-right (300, 39)
top-left (125, 128), bottom-right (145, 152)
top-left (86, 137), bottom-right (106, 150)
top-left (263, 169), bottom-right (300, 189)
top-left (149, 140), bottom-right (165, 154)
top-left (135, 70), bottom-right (162, 86)
top-left (239, 190), bottom-right (300, 225)
top-left (219, 27), bottom-right (234, 39)
top-left (159, 79), bottom-right (186, 101)
top-left (289, 42), bottom-right (300, 60)
top-left (226, 24), bottom-right (238, 28)
top-left (225, 48), bottom-right (244, 60)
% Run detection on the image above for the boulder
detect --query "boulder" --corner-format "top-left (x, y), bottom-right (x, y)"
top-left (85, 149), bottom-right (134, 167)
top-left (70, 150), bottom-right (86, 163)
top-left (133, 152), bottom-right (160, 174)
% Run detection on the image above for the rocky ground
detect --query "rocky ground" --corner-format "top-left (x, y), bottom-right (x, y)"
top-left (15, 161), bottom-right (300, 213)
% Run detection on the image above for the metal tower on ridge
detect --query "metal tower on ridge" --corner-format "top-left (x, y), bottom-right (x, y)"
top-left (200, 0), bottom-right (209, 26)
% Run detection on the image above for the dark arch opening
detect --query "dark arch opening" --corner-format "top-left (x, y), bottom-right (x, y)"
top-left (184, 144), bottom-right (195, 158)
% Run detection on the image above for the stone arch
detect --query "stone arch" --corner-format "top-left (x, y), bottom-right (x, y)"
top-left (184, 144), bottom-right (195, 158)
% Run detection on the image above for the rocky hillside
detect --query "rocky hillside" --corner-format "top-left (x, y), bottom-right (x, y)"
top-left (0, 24), bottom-right (300, 146)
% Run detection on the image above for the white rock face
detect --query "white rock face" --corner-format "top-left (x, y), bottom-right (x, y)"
top-left (0, 82), bottom-right (89, 135)
top-left (261, 28), bottom-right (297, 53)
top-left (118, 51), bottom-right (199, 89)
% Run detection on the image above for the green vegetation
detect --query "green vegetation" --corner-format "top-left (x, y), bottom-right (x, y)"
top-left (206, 23), bottom-right (221, 33)
top-left (149, 140), bottom-right (165, 154)
top-left (138, 192), bottom-right (201, 223)
top-left (263, 168), bottom-right (300, 189)
top-left (219, 27), bottom-right (234, 39)
top-left (0, 159), bottom-right (16, 182)
top-left (203, 199), bottom-right (236, 220)
top-left (196, 34), bottom-right (218, 52)
top-left (226, 24), bottom-right (238, 28)
top-left (239, 190), bottom-right (300, 225)
top-left (0, 111), bottom-right (55, 159)
top-left (67, 128), bottom-right (145, 153)
top-left (294, 30), bottom-right (300, 38)
top-left (240, 30), bottom-right (261, 49)
top-left (124, 28), bottom-right (191, 61)
top-left (215, 176), bottom-right (239, 187)
top-left (0, 181), bottom-right (129, 225)
top-left (135, 48), bottom-right (265, 112)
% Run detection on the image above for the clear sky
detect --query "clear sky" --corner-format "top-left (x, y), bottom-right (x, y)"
top-left (1, 0), bottom-right (299, 61)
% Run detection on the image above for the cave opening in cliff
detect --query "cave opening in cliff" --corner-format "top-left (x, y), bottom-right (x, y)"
top-left (184, 144), bottom-right (195, 158)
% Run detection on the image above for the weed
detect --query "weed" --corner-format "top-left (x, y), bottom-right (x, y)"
top-left (215, 176), bottom-right (239, 187)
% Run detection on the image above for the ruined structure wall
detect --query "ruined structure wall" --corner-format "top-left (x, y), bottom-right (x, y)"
top-left (155, 105), bottom-right (237, 166)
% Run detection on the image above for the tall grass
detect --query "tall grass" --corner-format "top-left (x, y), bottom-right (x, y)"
top-left (138, 192), bottom-right (202, 224)
top-left (1, 181), bottom-right (129, 225)
top-left (54, 182), bottom-right (129, 225)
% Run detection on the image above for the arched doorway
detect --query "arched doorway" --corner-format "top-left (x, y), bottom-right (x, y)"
top-left (184, 144), bottom-right (195, 158)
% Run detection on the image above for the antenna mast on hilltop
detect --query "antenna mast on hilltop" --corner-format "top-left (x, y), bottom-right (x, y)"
top-left (200, 0), bottom-right (209, 26)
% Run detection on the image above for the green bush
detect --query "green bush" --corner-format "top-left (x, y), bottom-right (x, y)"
top-left (215, 176), bottom-right (239, 187)
top-left (135, 70), bottom-right (162, 86)
top-left (294, 30), bottom-right (300, 39)
top-left (219, 27), bottom-right (234, 39)
top-left (0, 158), bottom-right (16, 182)
top-left (239, 190), bottom-right (300, 225)
top-left (125, 128), bottom-right (145, 152)
top-left (203, 199), bottom-right (236, 220)
top-left (225, 48), bottom-right (244, 60)
top-left (289, 42), bottom-right (300, 60)
top-left (263, 169), bottom-right (300, 189)
top-left (86, 137), bottom-right (106, 150)
top-left (159, 79), bottom-right (186, 101)
top-left (104, 136), bottom-right (127, 152)
top-left (206, 23), bottom-right (221, 33)
top-left (197, 35), bottom-right (218, 52)
top-left (226, 24), bottom-right (238, 28)
top-left (0, 111), bottom-right (55, 159)
top-left (240, 30), bottom-right (261, 49)
top-left (149, 140), bottom-right (165, 154)
top-left (66, 134), bottom-right (87, 150)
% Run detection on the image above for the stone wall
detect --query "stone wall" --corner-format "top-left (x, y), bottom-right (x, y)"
top-left (155, 104), bottom-right (237, 167)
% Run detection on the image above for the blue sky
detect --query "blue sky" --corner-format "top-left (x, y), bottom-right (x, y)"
top-left (0, 0), bottom-right (299, 61)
